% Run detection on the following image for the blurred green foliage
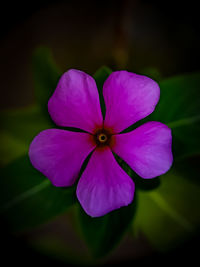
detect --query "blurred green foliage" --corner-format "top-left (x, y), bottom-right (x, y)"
top-left (133, 164), bottom-right (200, 251)
top-left (0, 156), bottom-right (76, 232)
top-left (150, 72), bottom-right (200, 159)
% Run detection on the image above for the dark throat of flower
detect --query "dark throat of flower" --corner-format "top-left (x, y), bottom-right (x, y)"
top-left (93, 128), bottom-right (115, 148)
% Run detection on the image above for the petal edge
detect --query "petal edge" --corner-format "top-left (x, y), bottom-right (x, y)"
top-left (112, 122), bottom-right (173, 179)
top-left (76, 147), bottom-right (135, 217)
top-left (29, 129), bottom-right (96, 187)
top-left (48, 69), bottom-right (103, 133)
top-left (103, 71), bottom-right (160, 133)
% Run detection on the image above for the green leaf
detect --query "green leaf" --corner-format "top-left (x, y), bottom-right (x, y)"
top-left (93, 66), bottom-right (112, 118)
top-left (122, 72), bottom-right (200, 159)
top-left (0, 105), bottom-right (52, 166)
top-left (0, 156), bottom-right (77, 232)
top-left (139, 66), bottom-right (162, 82)
top-left (132, 165), bottom-right (200, 251)
top-left (0, 131), bottom-right (27, 166)
top-left (77, 198), bottom-right (137, 258)
top-left (0, 46), bottom-right (62, 166)
top-left (0, 105), bottom-right (52, 145)
top-left (32, 46), bottom-right (62, 113)
top-left (150, 72), bottom-right (200, 159)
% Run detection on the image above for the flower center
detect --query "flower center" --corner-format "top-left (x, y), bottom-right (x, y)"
top-left (93, 128), bottom-right (113, 147)
top-left (97, 133), bottom-right (108, 143)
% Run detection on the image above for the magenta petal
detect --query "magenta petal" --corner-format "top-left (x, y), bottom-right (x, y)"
top-left (112, 122), bottom-right (173, 179)
top-left (29, 129), bottom-right (96, 187)
top-left (103, 71), bottom-right (160, 133)
top-left (48, 69), bottom-right (103, 133)
top-left (76, 147), bottom-right (135, 217)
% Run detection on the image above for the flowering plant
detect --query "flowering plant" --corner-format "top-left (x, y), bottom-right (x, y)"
top-left (29, 69), bottom-right (173, 217)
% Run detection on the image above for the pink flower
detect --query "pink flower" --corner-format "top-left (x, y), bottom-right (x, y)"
top-left (29, 70), bottom-right (173, 217)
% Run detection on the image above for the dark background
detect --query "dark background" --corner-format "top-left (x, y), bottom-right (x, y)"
top-left (0, 0), bottom-right (200, 265)
top-left (0, 0), bottom-right (200, 110)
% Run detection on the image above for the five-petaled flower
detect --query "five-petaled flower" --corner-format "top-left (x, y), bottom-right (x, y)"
top-left (29, 69), bottom-right (173, 217)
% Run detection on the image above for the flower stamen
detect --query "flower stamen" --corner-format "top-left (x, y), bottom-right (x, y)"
top-left (93, 128), bottom-right (113, 147)
top-left (98, 133), bottom-right (108, 143)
